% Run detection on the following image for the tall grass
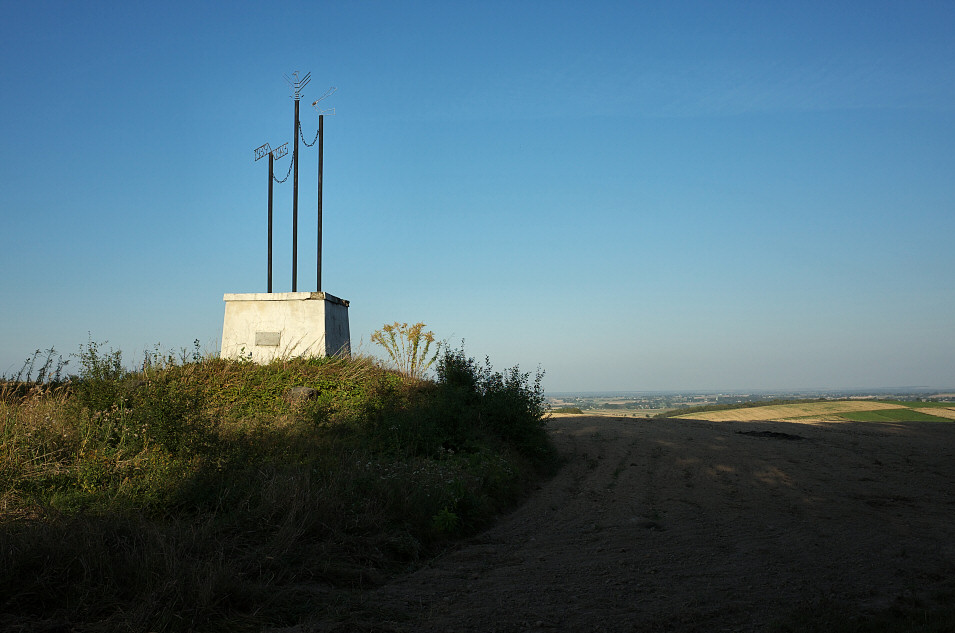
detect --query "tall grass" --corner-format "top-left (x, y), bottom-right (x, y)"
top-left (0, 342), bottom-right (554, 632)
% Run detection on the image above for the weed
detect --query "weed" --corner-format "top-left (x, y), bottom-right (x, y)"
top-left (431, 507), bottom-right (461, 534)
top-left (1, 348), bottom-right (70, 405)
top-left (72, 338), bottom-right (125, 413)
top-left (371, 322), bottom-right (440, 380)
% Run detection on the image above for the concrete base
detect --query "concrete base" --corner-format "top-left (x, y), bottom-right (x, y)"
top-left (221, 292), bottom-right (350, 364)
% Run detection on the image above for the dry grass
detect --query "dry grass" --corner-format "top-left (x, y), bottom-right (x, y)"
top-left (916, 406), bottom-right (955, 420)
top-left (674, 401), bottom-right (907, 422)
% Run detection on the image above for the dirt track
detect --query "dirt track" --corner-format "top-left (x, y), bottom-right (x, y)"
top-left (354, 416), bottom-right (955, 632)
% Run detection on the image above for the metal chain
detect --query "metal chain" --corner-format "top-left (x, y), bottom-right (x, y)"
top-left (299, 121), bottom-right (319, 147)
top-left (270, 121), bottom-right (313, 183)
top-left (273, 155), bottom-right (293, 183)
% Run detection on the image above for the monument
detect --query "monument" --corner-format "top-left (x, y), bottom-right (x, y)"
top-left (221, 72), bottom-right (350, 363)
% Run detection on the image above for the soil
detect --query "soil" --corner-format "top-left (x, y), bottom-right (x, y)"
top-left (344, 416), bottom-right (955, 631)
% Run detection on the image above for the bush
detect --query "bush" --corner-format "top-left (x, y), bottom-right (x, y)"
top-left (435, 346), bottom-right (553, 465)
top-left (73, 339), bottom-right (125, 413)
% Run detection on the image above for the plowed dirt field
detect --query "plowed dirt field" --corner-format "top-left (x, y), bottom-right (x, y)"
top-left (334, 416), bottom-right (955, 632)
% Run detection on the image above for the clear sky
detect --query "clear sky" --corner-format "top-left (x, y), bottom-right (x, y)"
top-left (2, 1), bottom-right (953, 392)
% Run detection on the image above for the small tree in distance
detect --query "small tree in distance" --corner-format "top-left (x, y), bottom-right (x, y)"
top-left (371, 322), bottom-right (440, 380)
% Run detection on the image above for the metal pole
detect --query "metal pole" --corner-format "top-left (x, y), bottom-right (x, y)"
top-left (292, 97), bottom-right (300, 291)
top-left (317, 114), bottom-right (323, 292)
top-left (268, 152), bottom-right (274, 293)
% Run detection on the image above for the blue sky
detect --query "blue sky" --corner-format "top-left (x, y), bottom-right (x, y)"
top-left (1, 1), bottom-right (953, 392)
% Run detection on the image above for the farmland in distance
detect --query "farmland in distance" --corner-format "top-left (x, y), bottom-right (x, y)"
top-left (672, 399), bottom-right (955, 423)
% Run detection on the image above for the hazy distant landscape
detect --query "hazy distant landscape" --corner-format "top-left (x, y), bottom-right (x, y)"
top-left (546, 388), bottom-right (955, 417)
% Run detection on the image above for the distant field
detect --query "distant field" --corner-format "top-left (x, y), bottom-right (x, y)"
top-left (918, 406), bottom-right (955, 420)
top-left (673, 400), bottom-right (955, 423)
top-left (838, 408), bottom-right (954, 423)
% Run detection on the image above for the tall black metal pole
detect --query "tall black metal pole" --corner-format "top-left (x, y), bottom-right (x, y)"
top-left (268, 152), bottom-right (274, 293)
top-left (317, 114), bottom-right (323, 292)
top-left (292, 97), bottom-right (300, 292)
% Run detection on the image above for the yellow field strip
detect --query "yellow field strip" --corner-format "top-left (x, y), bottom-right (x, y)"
top-left (675, 401), bottom-right (906, 422)
top-left (773, 416), bottom-right (852, 424)
top-left (916, 407), bottom-right (955, 420)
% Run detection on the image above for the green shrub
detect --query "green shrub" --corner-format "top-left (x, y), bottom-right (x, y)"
top-left (435, 346), bottom-right (553, 465)
top-left (553, 406), bottom-right (584, 414)
top-left (125, 373), bottom-right (208, 454)
top-left (72, 339), bottom-right (125, 413)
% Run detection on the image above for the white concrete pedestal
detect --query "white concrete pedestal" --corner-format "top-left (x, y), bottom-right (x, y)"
top-left (221, 292), bottom-right (350, 363)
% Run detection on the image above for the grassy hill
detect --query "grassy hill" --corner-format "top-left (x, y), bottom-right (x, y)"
top-left (1, 343), bottom-right (555, 632)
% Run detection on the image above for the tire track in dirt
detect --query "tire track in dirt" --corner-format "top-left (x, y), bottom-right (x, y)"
top-left (339, 417), bottom-right (955, 632)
